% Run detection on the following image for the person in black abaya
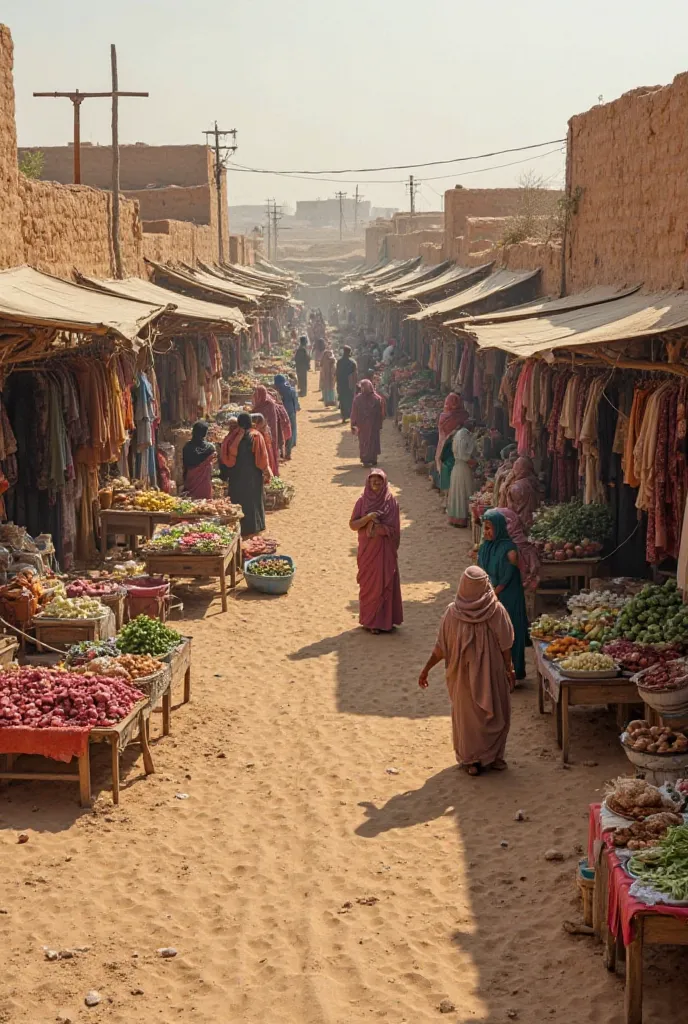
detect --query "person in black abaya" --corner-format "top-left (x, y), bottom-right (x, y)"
top-left (219, 413), bottom-right (270, 536)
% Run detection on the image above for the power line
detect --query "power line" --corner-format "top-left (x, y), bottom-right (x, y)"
top-left (227, 146), bottom-right (565, 186)
top-left (223, 137), bottom-right (565, 176)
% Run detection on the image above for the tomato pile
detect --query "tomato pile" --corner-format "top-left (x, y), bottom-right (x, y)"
top-left (66, 579), bottom-right (123, 598)
top-left (0, 667), bottom-right (144, 728)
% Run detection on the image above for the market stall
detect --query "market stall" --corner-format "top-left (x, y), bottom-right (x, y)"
top-left (142, 521), bottom-right (241, 612)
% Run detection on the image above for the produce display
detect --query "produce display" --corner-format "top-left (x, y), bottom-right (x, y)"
top-left (246, 558), bottom-right (293, 578)
top-left (613, 813), bottom-right (685, 850)
top-left (73, 653), bottom-right (163, 680)
top-left (605, 777), bottom-right (678, 820)
top-left (530, 614), bottom-right (566, 640)
top-left (145, 521), bottom-right (237, 554)
top-left (117, 616), bottom-right (181, 656)
top-left (38, 595), bottom-right (106, 619)
top-left (73, 656), bottom-right (131, 680)
top-left (605, 579), bottom-right (688, 645)
top-left (112, 490), bottom-right (177, 512)
top-left (242, 536), bottom-right (278, 559)
top-left (602, 640), bottom-right (684, 674)
top-left (0, 666), bottom-right (144, 729)
top-left (624, 720), bottom-right (688, 755)
top-left (544, 637), bottom-right (589, 661)
top-left (633, 659), bottom-right (688, 691)
top-left (558, 651), bottom-right (616, 673)
top-left (629, 825), bottom-right (688, 901)
top-left (171, 498), bottom-right (243, 520)
top-left (65, 639), bottom-right (121, 667)
top-left (66, 578), bottom-right (123, 598)
top-left (265, 478), bottom-right (295, 496)
top-left (530, 500), bottom-right (611, 559)
top-left (568, 590), bottom-right (626, 613)
top-left (565, 607), bottom-right (620, 642)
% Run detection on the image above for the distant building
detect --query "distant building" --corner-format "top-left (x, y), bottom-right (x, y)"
top-left (370, 206), bottom-right (398, 220)
top-left (295, 197), bottom-right (371, 229)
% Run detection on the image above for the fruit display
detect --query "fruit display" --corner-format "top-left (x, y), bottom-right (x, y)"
top-left (66, 578), bottom-right (123, 598)
top-left (530, 614), bottom-right (566, 640)
top-left (613, 813), bottom-right (685, 850)
top-left (605, 579), bottom-right (688, 645)
top-left (605, 777), bottom-right (678, 820)
top-left (246, 558), bottom-right (293, 577)
top-left (145, 521), bottom-right (237, 554)
top-left (110, 561), bottom-right (147, 580)
top-left (225, 373), bottom-right (257, 391)
top-left (112, 490), bottom-right (177, 512)
top-left (565, 606), bottom-right (620, 641)
top-left (171, 498), bottom-right (243, 520)
top-left (0, 666), bottom-right (144, 729)
top-left (242, 536), bottom-right (278, 559)
top-left (117, 616), bottom-right (181, 656)
top-left (38, 595), bottom-right (106, 619)
top-left (544, 637), bottom-right (589, 660)
top-left (628, 825), bottom-right (688, 901)
top-left (602, 640), bottom-right (684, 674)
top-left (633, 659), bottom-right (688, 691)
top-left (567, 590), bottom-right (626, 613)
top-left (64, 639), bottom-right (121, 667)
top-left (558, 651), bottom-right (616, 673)
top-left (623, 720), bottom-right (688, 755)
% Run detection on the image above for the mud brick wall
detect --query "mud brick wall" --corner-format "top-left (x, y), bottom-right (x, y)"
top-left (385, 229), bottom-right (445, 260)
top-left (567, 76), bottom-right (688, 291)
top-left (142, 220), bottom-right (216, 267)
top-left (0, 26), bottom-right (22, 268)
top-left (465, 240), bottom-right (562, 298)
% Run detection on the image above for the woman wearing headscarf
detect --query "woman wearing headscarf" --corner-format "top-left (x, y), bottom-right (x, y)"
top-left (349, 469), bottom-right (403, 634)
top-left (294, 337), bottom-right (311, 396)
top-left (252, 386), bottom-right (279, 476)
top-left (478, 508), bottom-right (529, 680)
top-left (418, 565), bottom-right (514, 776)
top-left (493, 444), bottom-right (518, 507)
top-left (182, 421), bottom-right (216, 499)
top-left (503, 456), bottom-right (542, 531)
top-left (274, 374), bottom-right (298, 458)
top-left (494, 506), bottom-right (541, 592)
top-left (220, 412), bottom-right (270, 536)
top-left (350, 379), bottom-right (385, 467)
top-left (435, 393), bottom-right (467, 477)
top-left (336, 345), bottom-right (358, 423)
top-left (446, 422), bottom-right (476, 527)
top-left (319, 346), bottom-right (337, 407)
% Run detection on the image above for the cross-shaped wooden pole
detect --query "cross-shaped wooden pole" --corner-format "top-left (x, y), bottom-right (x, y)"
top-left (34, 45), bottom-right (148, 277)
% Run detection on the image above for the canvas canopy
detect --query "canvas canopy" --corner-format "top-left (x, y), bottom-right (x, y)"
top-left (446, 285), bottom-right (641, 328)
top-left (406, 268), bottom-right (541, 322)
top-left (79, 275), bottom-right (247, 331)
top-left (147, 260), bottom-right (261, 306)
top-left (368, 261), bottom-right (452, 297)
top-left (392, 262), bottom-right (494, 304)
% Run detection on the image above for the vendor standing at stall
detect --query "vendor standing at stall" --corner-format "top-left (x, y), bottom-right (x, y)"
top-left (220, 413), bottom-right (271, 537)
top-left (274, 374), bottom-right (299, 459)
top-left (252, 386), bottom-right (280, 476)
top-left (502, 456), bottom-right (542, 532)
top-left (446, 423), bottom-right (476, 527)
top-left (477, 509), bottom-right (529, 681)
top-left (182, 421), bottom-right (216, 499)
top-left (336, 345), bottom-right (358, 423)
top-left (294, 337), bottom-right (311, 397)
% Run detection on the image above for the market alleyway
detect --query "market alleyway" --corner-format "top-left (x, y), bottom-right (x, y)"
top-left (2, 372), bottom-right (686, 1024)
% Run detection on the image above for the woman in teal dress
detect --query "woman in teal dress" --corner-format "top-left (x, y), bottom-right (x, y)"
top-left (477, 508), bottom-right (529, 680)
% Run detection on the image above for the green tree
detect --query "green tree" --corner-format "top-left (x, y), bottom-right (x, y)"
top-left (18, 150), bottom-right (45, 179)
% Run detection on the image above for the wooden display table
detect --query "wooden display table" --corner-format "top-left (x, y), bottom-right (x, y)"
top-left (0, 701), bottom-right (154, 807)
top-left (588, 804), bottom-right (688, 1024)
top-left (165, 638), bottom-right (192, 704)
top-left (99, 509), bottom-right (157, 556)
top-left (535, 642), bottom-right (638, 762)
top-left (144, 537), bottom-right (240, 612)
top-left (538, 557), bottom-right (603, 594)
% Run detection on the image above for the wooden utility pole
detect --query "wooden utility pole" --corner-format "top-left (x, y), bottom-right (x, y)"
top-left (407, 174), bottom-right (419, 216)
top-left (265, 199), bottom-right (273, 259)
top-left (335, 190), bottom-right (347, 240)
top-left (271, 203), bottom-right (283, 259)
top-left (204, 121), bottom-right (237, 263)
top-left (353, 185), bottom-right (365, 232)
top-left (34, 69), bottom-right (148, 187)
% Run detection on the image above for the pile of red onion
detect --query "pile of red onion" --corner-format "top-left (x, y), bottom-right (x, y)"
top-left (0, 667), bottom-right (144, 729)
top-left (603, 639), bottom-right (684, 673)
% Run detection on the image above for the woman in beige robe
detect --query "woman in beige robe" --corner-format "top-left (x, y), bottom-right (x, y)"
top-left (418, 565), bottom-right (515, 775)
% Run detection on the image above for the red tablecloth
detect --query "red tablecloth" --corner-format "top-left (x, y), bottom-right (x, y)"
top-left (0, 724), bottom-right (90, 763)
top-left (588, 802), bottom-right (688, 944)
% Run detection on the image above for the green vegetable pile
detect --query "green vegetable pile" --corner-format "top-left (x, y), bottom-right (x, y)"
top-left (247, 558), bottom-right (293, 578)
top-left (629, 824), bottom-right (688, 901)
top-left (604, 578), bottom-right (688, 645)
top-left (117, 615), bottom-right (181, 656)
top-left (530, 500), bottom-right (613, 544)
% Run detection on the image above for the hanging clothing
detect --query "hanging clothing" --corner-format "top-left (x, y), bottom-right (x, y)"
top-left (447, 427), bottom-right (476, 526)
top-left (478, 509), bottom-right (529, 680)
top-left (351, 470), bottom-right (403, 632)
top-left (432, 566), bottom-right (513, 769)
top-left (350, 380), bottom-right (384, 466)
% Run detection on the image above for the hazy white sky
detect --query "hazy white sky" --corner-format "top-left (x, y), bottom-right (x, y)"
top-left (5, 1), bottom-right (688, 212)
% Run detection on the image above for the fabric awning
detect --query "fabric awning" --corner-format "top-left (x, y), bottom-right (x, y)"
top-left (79, 275), bottom-right (247, 331)
top-left (392, 262), bottom-right (494, 304)
top-left (146, 260), bottom-right (260, 306)
top-left (446, 285), bottom-right (641, 328)
top-left (368, 260), bottom-right (453, 298)
top-left (342, 258), bottom-right (420, 293)
top-left (465, 291), bottom-right (688, 356)
top-left (406, 268), bottom-right (541, 322)
top-left (199, 261), bottom-right (290, 296)
top-left (0, 265), bottom-right (166, 344)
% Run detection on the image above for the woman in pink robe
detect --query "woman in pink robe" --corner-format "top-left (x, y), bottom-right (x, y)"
top-left (252, 386), bottom-right (280, 476)
top-left (418, 565), bottom-right (514, 775)
top-left (494, 506), bottom-right (541, 591)
top-left (350, 469), bottom-right (403, 634)
top-left (351, 379), bottom-right (385, 466)
top-left (503, 456), bottom-right (542, 532)
top-left (182, 420), bottom-right (216, 499)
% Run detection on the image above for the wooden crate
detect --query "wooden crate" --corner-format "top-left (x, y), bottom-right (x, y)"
top-left (33, 614), bottom-right (112, 652)
top-left (0, 635), bottom-right (19, 666)
top-left (144, 540), bottom-right (239, 612)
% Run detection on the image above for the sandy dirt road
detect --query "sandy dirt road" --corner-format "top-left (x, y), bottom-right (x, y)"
top-left (1, 372), bottom-right (687, 1024)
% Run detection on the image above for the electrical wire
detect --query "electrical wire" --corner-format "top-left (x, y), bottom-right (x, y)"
top-left (227, 147), bottom-right (565, 186)
top-left (225, 138), bottom-right (565, 176)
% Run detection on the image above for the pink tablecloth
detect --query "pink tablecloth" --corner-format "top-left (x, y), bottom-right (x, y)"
top-left (588, 802), bottom-right (688, 944)
top-left (0, 725), bottom-right (89, 763)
